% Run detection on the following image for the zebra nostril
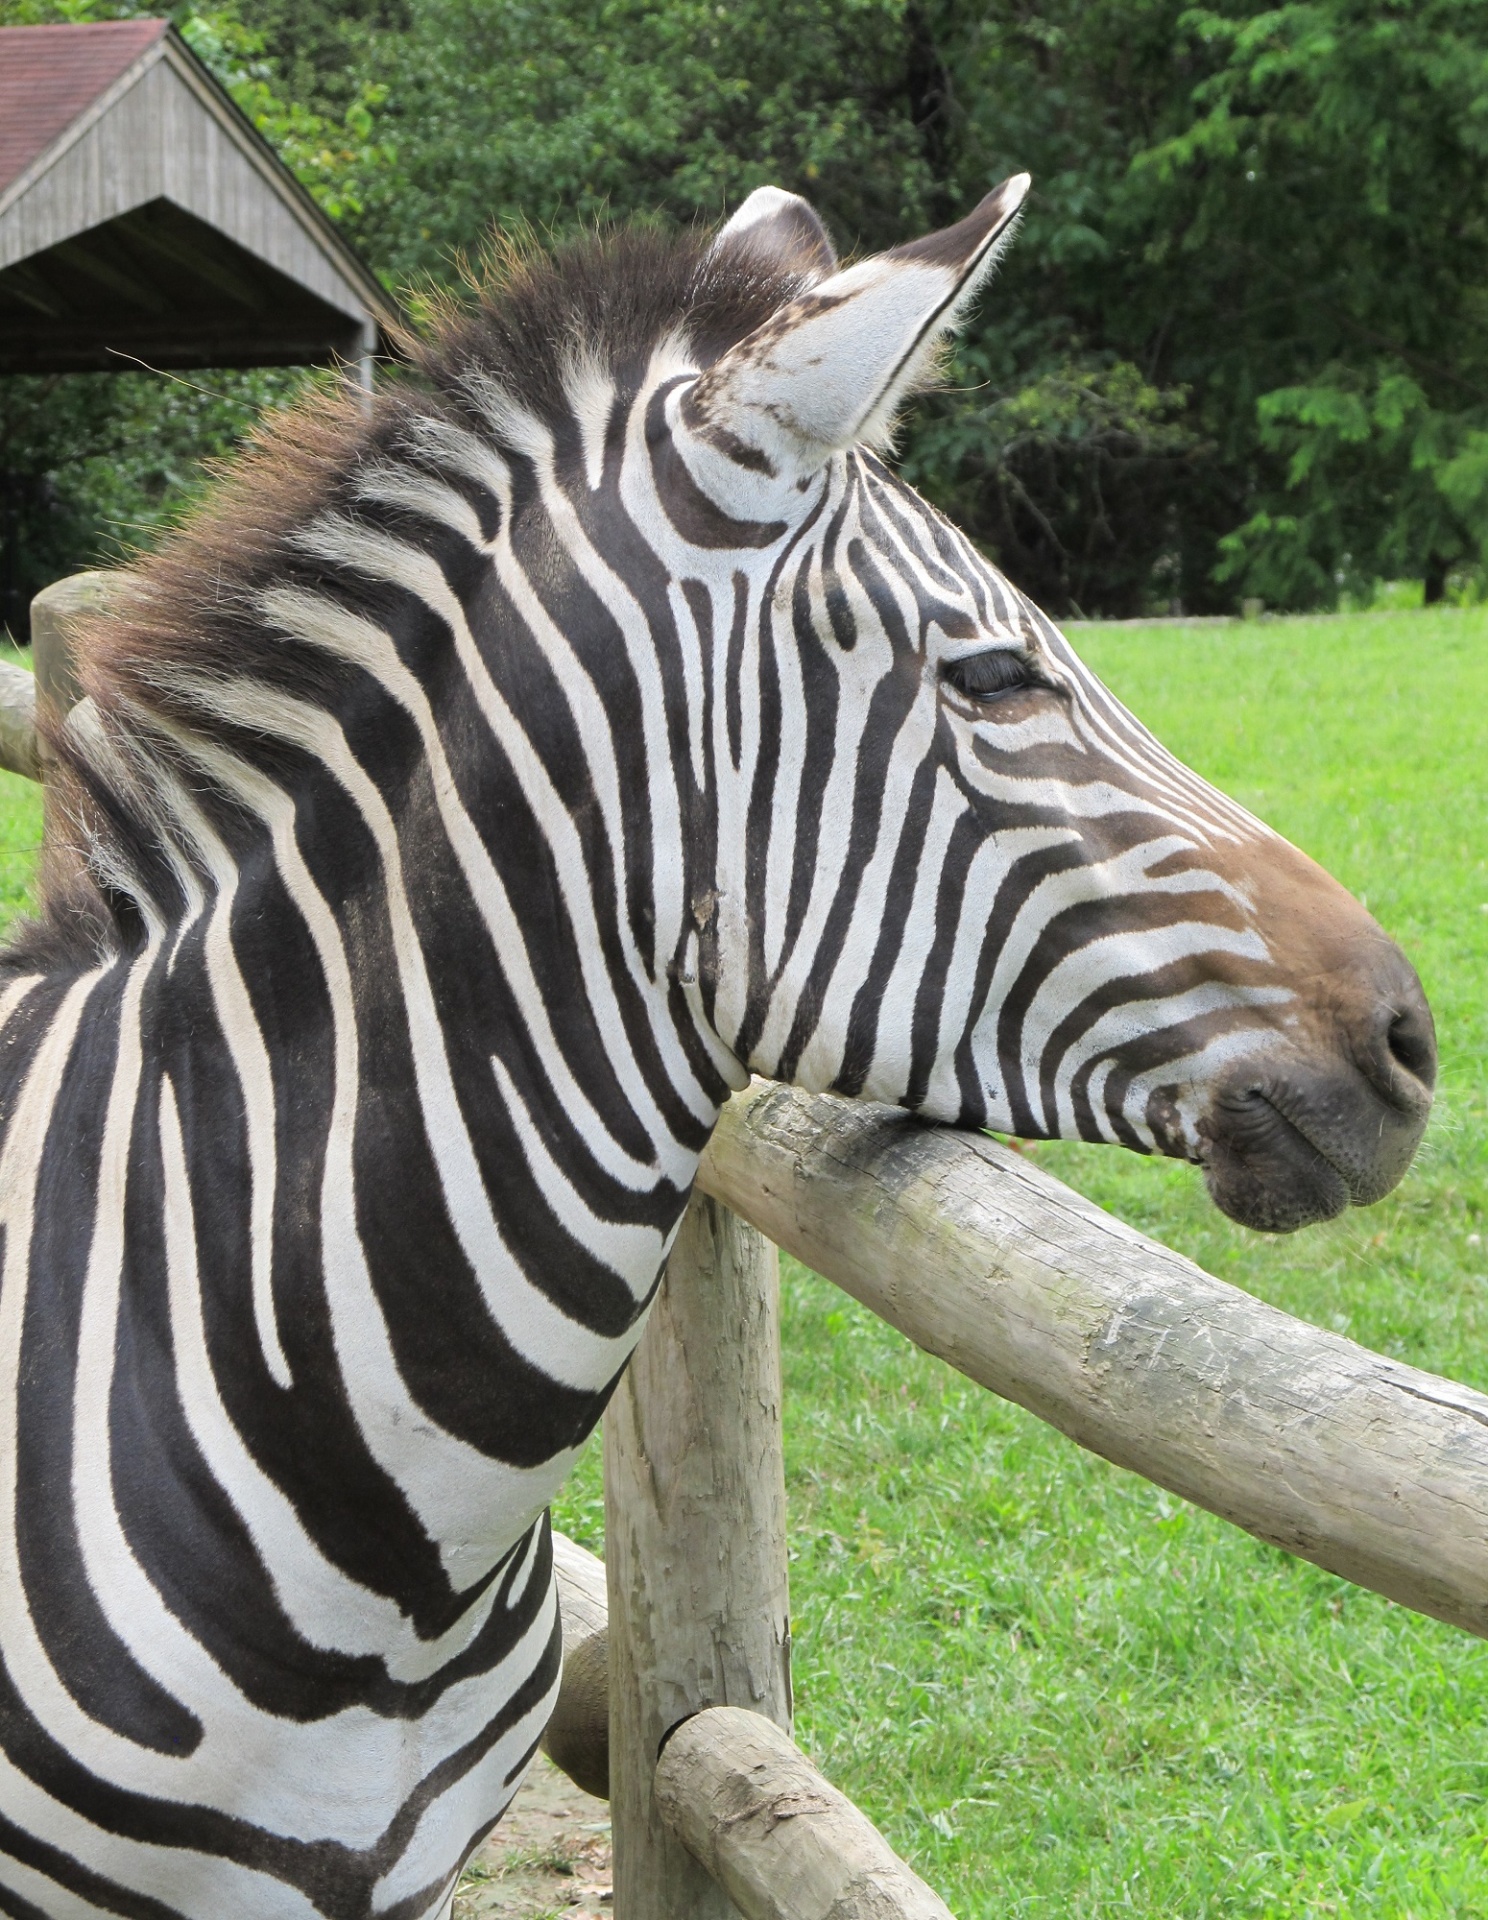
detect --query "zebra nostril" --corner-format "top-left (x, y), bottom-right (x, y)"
top-left (1343, 942), bottom-right (1437, 1108)
top-left (1386, 1004), bottom-right (1436, 1088)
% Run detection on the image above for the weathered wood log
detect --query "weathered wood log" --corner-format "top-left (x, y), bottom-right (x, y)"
top-left (543, 1530), bottom-right (611, 1799)
top-left (655, 1708), bottom-right (954, 1920)
top-left (0, 660), bottom-right (39, 782)
top-left (545, 1539), bottom-right (958, 1915)
top-left (699, 1081), bottom-right (1488, 1641)
top-left (603, 1194), bottom-right (792, 1919)
top-left (30, 569), bottom-right (115, 744)
top-left (27, 571), bottom-right (135, 892)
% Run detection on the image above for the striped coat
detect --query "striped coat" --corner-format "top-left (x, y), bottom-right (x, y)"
top-left (0, 180), bottom-right (1432, 1916)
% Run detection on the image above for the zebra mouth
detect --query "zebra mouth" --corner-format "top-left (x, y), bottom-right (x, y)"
top-left (1198, 1086), bottom-right (1353, 1234)
top-left (1197, 1028), bottom-right (1435, 1235)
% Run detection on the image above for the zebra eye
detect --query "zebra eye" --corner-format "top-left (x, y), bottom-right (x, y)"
top-left (941, 648), bottom-right (1038, 704)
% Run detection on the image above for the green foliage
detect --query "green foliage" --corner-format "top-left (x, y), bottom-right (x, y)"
top-left (553, 604), bottom-right (1488, 1914)
top-left (0, 363), bottom-right (301, 641)
top-left (903, 359), bottom-right (1205, 618)
top-left (178, 8), bottom-right (391, 224)
top-left (335, 0), bottom-right (939, 283)
top-left (1122, 0), bottom-right (1488, 606)
top-left (284, 0), bottom-right (1488, 613)
top-left (7, 0), bottom-right (1488, 614)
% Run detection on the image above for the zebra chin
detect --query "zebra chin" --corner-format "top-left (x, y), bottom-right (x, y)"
top-left (1193, 1028), bottom-right (1436, 1234)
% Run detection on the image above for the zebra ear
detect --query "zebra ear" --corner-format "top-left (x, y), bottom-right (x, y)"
top-left (713, 187), bottom-right (839, 283)
top-left (682, 173), bottom-right (1031, 490)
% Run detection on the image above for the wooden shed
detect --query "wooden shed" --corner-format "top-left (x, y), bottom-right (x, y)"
top-left (0, 18), bottom-right (391, 379)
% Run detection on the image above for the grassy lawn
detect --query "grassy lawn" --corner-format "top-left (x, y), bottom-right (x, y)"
top-left (0, 647), bottom-right (43, 936)
top-left (1, 617), bottom-right (1483, 1914)
top-left (557, 608), bottom-right (1488, 1917)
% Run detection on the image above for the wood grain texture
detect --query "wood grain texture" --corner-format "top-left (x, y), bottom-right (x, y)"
top-left (0, 661), bottom-right (38, 782)
top-left (542, 1531), bottom-right (611, 1801)
top-left (30, 571), bottom-right (119, 864)
top-left (30, 569), bottom-right (111, 728)
top-left (655, 1707), bottom-right (954, 1920)
top-left (699, 1082), bottom-right (1488, 1640)
top-left (603, 1194), bottom-right (792, 1918)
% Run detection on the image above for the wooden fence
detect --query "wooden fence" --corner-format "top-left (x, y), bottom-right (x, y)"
top-left (10, 578), bottom-right (1488, 1917)
top-left (0, 570), bottom-right (108, 787)
top-left (531, 1084), bottom-right (1488, 1917)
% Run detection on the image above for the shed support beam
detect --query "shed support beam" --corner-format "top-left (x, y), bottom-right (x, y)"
top-left (699, 1081), bottom-right (1488, 1642)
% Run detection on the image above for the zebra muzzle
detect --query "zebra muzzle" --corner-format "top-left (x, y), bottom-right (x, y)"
top-left (1197, 960), bottom-right (1436, 1234)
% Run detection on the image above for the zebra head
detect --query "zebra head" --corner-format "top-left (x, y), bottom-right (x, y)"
top-left (73, 184), bottom-right (1432, 1248)
top-left (634, 178), bottom-right (1435, 1232)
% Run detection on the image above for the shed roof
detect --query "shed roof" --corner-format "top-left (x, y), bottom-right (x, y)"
top-left (0, 19), bottom-right (170, 198)
top-left (0, 19), bottom-right (392, 374)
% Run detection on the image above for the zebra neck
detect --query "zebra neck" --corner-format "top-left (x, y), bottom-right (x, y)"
top-left (190, 755), bottom-right (722, 1590)
top-left (0, 763), bottom-right (725, 1614)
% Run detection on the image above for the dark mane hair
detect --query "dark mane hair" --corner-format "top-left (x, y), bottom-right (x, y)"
top-left (5, 220), bottom-right (806, 976)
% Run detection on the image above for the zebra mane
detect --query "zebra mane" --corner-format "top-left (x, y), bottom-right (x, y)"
top-left (5, 223), bottom-right (809, 976)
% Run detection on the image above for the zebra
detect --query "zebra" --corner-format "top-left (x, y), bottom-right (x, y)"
top-left (0, 175), bottom-right (1433, 1918)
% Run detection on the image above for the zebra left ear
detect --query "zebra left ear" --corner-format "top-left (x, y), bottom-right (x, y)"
top-left (682, 173), bottom-right (1031, 491)
top-left (712, 186), bottom-right (839, 283)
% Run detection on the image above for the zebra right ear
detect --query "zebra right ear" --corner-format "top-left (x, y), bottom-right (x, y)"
top-left (679, 175), bottom-right (1030, 507)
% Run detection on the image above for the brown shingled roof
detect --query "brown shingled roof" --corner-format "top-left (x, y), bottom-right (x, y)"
top-left (0, 18), bottom-right (168, 197)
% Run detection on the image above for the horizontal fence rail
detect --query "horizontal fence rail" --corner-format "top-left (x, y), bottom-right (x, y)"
top-left (699, 1080), bottom-right (1488, 1642)
top-left (655, 1708), bottom-right (954, 1920)
top-left (549, 1535), bottom-right (950, 1920)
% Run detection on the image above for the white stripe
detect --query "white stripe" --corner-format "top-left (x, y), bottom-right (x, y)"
top-left (490, 1051), bottom-right (672, 1293)
top-left (161, 726), bottom-right (586, 1588)
top-left (1017, 920), bottom-right (1273, 1095)
top-left (863, 766), bottom-right (969, 1105)
top-left (1051, 982), bottom-right (1292, 1138)
top-left (159, 1076), bottom-right (509, 1687)
top-left (194, 680), bottom-right (646, 1391)
top-left (287, 513), bottom-right (711, 1167)
top-left (258, 581), bottom-right (663, 1197)
top-left (151, 766), bottom-right (291, 1386)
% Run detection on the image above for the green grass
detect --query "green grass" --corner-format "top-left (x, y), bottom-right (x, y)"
top-left (556, 608), bottom-right (1488, 1918)
top-left (0, 645), bottom-right (43, 937)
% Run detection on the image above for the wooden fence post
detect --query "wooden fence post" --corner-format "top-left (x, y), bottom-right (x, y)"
top-left (30, 569), bottom-right (110, 739)
top-left (603, 1193), bottom-right (792, 1919)
top-left (0, 570), bottom-right (118, 785)
top-left (29, 571), bottom-right (120, 853)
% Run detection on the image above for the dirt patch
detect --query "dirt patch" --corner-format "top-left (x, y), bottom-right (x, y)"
top-left (454, 1754), bottom-right (612, 1919)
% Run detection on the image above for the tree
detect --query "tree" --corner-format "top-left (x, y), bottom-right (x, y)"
top-left (1120, 0), bottom-right (1488, 606)
top-left (0, 366), bottom-right (290, 641)
top-left (7, 0), bottom-right (1488, 618)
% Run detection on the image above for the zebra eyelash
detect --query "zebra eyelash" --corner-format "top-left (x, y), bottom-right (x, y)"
top-left (939, 646), bottom-right (1048, 705)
